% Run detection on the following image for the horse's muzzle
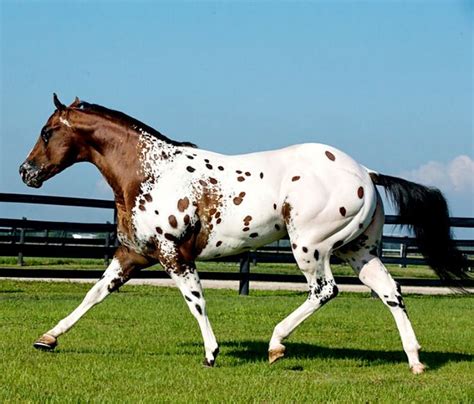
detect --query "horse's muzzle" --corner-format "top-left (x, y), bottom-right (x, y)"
top-left (19, 161), bottom-right (43, 188)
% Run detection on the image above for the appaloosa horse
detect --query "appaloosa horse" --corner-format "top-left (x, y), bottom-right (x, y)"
top-left (20, 95), bottom-right (467, 373)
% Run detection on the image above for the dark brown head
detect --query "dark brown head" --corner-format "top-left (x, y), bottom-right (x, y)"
top-left (19, 94), bottom-right (83, 188)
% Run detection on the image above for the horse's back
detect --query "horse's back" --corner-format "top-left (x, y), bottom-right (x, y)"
top-left (195, 143), bottom-right (377, 260)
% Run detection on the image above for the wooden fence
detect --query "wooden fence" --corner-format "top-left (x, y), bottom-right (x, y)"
top-left (1, 192), bottom-right (473, 294)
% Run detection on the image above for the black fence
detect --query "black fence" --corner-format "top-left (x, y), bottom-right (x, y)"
top-left (1, 192), bottom-right (473, 293)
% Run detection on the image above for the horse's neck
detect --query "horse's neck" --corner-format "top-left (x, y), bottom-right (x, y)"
top-left (87, 126), bottom-right (179, 210)
top-left (86, 125), bottom-right (145, 209)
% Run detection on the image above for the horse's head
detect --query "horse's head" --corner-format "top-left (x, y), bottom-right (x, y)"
top-left (19, 94), bottom-right (83, 188)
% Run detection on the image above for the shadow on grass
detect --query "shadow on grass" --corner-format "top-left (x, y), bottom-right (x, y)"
top-left (219, 340), bottom-right (473, 371)
top-left (35, 340), bottom-right (472, 372)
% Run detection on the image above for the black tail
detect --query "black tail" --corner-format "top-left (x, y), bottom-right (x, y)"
top-left (370, 173), bottom-right (469, 285)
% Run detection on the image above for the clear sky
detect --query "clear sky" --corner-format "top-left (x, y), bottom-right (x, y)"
top-left (1, 1), bottom-right (472, 228)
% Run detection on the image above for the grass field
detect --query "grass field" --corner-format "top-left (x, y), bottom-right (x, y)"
top-left (0, 256), bottom-right (441, 279)
top-left (1, 280), bottom-right (472, 402)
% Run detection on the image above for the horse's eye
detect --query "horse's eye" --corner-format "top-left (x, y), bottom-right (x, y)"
top-left (41, 128), bottom-right (52, 144)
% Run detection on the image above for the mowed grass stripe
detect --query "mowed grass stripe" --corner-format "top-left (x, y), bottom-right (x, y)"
top-left (0, 280), bottom-right (472, 403)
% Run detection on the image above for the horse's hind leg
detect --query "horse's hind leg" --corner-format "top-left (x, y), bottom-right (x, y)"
top-left (335, 197), bottom-right (425, 374)
top-left (268, 247), bottom-right (338, 364)
top-left (33, 246), bottom-right (150, 350)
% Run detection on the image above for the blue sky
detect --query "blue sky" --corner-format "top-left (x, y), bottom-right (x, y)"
top-left (1, 1), bottom-right (472, 229)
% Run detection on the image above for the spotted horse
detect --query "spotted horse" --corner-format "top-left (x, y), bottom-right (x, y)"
top-left (20, 95), bottom-right (468, 373)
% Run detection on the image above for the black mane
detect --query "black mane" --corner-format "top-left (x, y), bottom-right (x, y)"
top-left (76, 101), bottom-right (197, 148)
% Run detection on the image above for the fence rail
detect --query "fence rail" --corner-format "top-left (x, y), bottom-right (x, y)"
top-left (1, 192), bottom-right (473, 293)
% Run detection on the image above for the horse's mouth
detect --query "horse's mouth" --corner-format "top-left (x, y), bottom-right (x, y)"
top-left (19, 162), bottom-right (45, 188)
top-left (24, 177), bottom-right (44, 188)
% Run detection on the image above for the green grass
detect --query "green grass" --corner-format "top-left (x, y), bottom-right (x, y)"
top-left (0, 256), bottom-right (440, 279)
top-left (1, 280), bottom-right (472, 402)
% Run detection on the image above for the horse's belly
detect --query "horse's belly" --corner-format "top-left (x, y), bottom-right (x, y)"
top-left (196, 212), bottom-right (287, 260)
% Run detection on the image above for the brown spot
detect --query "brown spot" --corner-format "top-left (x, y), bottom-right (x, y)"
top-left (176, 183), bottom-right (223, 261)
top-left (206, 164), bottom-right (213, 170)
top-left (243, 215), bottom-right (252, 223)
top-left (186, 155), bottom-right (194, 160)
top-left (209, 208), bottom-right (217, 216)
top-left (302, 247), bottom-right (308, 253)
top-left (199, 180), bottom-right (207, 187)
top-left (260, 172), bottom-right (264, 179)
top-left (325, 151), bottom-right (336, 161)
top-left (339, 207), bottom-right (346, 216)
top-left (209, 177), bottom-right (218, 185)
top-left (243, 227), bottom-right (250, 232)
top-left (245, 172), bottom-right (251, 176)
top-left (292, 243), bottom-right (297, 249)
top-left (358, 186), bottom-right (364, 199)
top-left (177, 197), bottom-right (190, 212)
top-left (204, 159), bottom-right (210, 163)
top-left (215, 212), bottom-right (221, 219)
top-left (186, 166), bottom-right (195, 172)
top-left (233, 197), bottom-right (243, 205)
top-left (183, 214), bottom-right (190, 225)
top-left (139, 205), bottom-right (146, 211)
top-left (237, 176), bottom-right (245, 182)
top-left (139, 199), bottom-right (145, 205)
top-left (168, 215), bottom-right (178, 228)
top-left (218, 166), bottom-right (224, 171)
top-left (239, 192), bottom-right (246, 198)
top-left (216, 218), bottom-right (222, 224)
top-left (164, 233), bottom-right (177, 242)
top-left (216, 241), bottom-right (222, 247)
top-left (275, 224), bottom-right (281, 231)
top-left (273, 203), bottom-right (277, 210)
top-left (154, 210), bottom-right (159, 215)
top-left (250, 233), bottom-right (258, 238)
top-left (156, 227), bottom-right (163, 234)
top-left (282, 202), bottom-right (292, 223)
top-left (291, 176), bottom-right (300, 182)
top-left (236, 170), bottom-right (242, 174)
top-left (143, 193), bottom-right (153, 202)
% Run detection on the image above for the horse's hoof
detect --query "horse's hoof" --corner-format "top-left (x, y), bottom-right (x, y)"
top-left (202, 347), bottom-right (219, 368)
top-left (269, 345), bottom-right (286, 364)
top-left (411, 363), bottom-right (425, 375)
top-left (203, 358), bottom-right (215, 367)
top-left (33, 334), bottom-right (57, 351)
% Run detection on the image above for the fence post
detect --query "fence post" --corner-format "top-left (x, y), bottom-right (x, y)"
top-left (239, 252), bottom-right (251, 296)
top-left (399, 238), bottom-right (407, 268)
top-left (17, 217), bottom-right (26, 266)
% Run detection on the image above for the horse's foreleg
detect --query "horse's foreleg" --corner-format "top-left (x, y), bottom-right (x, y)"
top-left (34, 247), bottom-right (149, 351)
top-left (167, 263), bottom-right (219, 367)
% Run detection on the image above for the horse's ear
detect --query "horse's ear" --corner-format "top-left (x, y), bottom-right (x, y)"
top-left (53, 93), bottom-right (66, 111)
top-left (69, 96), bottom-right (81, 108)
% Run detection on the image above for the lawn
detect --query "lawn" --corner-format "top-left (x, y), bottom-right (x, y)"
top-left (0, 256), bottom-right (441, 279)
top-left (0, 280), bottom-right (472, 403)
